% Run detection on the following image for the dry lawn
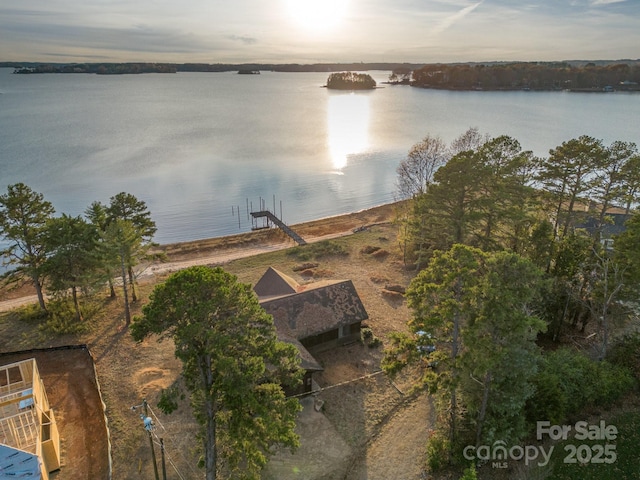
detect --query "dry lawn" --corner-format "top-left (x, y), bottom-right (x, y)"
top-left (0, 202), bottom-right (437, 480)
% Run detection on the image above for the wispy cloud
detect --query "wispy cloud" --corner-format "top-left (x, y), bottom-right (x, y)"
top-left (0, 0), bottom-right (638, 63)
top-left (570, 0), bottom-right (628, 6)
top-left (432, 1), bottom-right (485, 35)
top-left (227, 35), bottom-right (257, 45)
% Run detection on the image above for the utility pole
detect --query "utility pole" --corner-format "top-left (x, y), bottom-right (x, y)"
top-left (160, 438), bottom-right (168, 480)
top-left (143, 399), bottom-right (160, 480)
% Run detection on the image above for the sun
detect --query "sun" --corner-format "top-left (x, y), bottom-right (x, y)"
top-left (284, 0), bottom-right (349, 32)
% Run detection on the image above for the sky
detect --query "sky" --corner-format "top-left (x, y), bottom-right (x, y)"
top-left (1, 0), bottom-right (639, 64)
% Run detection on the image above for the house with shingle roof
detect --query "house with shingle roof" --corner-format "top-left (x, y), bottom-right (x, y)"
top-left (255, 267), bottom-right (369, 394)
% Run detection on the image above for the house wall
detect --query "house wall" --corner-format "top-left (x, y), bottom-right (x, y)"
top-left (300, 322), bottom-right (362, 353)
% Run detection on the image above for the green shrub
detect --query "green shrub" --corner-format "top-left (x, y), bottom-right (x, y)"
top-left (526, 370), bottom-right (567, 426)
top-left (548, 411), bottom-right (640, 479)
top-left (459, 463), bottom-right (478, 480)
top-left (157, 385), bottom-right (185, 414)
top-left (608, 332), bottom-right (640, 380)
top-left (360, 327), bottom-right (382, 348)
top-left (15, 303), bottom-right (48, 323)
top-left (526, 348), bottom-right (635, 425)
top-left (426, 430), bottom-right (451, 472)
top-left (360, 327), bottom-right (374, 342)
top-left (39, 298), bottom-right (92, 335)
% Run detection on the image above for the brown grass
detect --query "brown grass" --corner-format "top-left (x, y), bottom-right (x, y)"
top-left (0, 202), bottom-right (434, 480)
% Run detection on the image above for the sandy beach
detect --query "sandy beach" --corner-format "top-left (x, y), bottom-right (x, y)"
top-left (0, 202), bottom-right (403, 312)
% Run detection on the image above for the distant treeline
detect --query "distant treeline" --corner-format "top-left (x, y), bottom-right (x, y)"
top-left (12, 63), bottom-right (178, 75)
top-left (5, 60), bottom-right (640, 91)
top-left (7, 61), bottom-right (425, 75)
top-left (410, 61), bottom-right (640, 91)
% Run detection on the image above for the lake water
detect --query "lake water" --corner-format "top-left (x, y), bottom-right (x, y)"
top-left (1, 68), bottom-right (639, 245)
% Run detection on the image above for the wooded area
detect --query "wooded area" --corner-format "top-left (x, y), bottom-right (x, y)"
top-left (384, 129), bottom-right (640, 475)
top-left (409, 62), bottom-right (640, 91)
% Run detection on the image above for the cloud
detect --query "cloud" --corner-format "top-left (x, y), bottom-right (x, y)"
top-left (0, 0), bottom-right (638, 63)
top-left (569, 0), bottom-right (629, 6)
top-left (227, 35), bottom-right (258, 45)
top-left (432, 1), bottom-right (485, 35)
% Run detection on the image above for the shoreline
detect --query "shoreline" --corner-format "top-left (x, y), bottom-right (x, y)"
top-left (154, 201), bottom-right (404, 260)
top-left (0, 201), bottom-right (405, 311)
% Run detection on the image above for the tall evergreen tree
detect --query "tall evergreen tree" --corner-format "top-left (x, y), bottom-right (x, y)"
top-left (472, 136), bottom-right (538, 251)
top-left (410, 150), bottom-right (484, 256)
top-left (461, 251), bottom-right (545, 446)
top-left (103, 219), bottom-right (141, 325)
top-left (384, 246), bottom-right (545, 459)
top-left (613, 212), bottom-right (640, 298)
top-left (106, 192), bottom-right (156, 302)
top-left (619, 147), bottom-right (640, 215)
top-left (43, 214), bottom-right (102, 322)
top-left (131, 266), bottom-right (303, 480)
top-left (405, 133), bottom-right (538, 261)
top-left (590, 140), bottom-right (636, 244)
top-left (384, 245), bottom-right (484, 452)
top-left (0, 183), bottom-right (55, 312)
top-left (537, 136), bottom-right (605, 239)
top-left (85, 201), bottom-right (118, 298)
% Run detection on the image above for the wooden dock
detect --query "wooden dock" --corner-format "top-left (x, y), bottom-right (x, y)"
top-left (250, 211), bottom-right (307, 245)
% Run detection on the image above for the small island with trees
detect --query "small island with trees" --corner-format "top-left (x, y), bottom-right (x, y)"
top-left (325, 71), bottom-right (377, 90)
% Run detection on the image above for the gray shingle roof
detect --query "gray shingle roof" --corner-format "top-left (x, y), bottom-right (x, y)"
top-left (254, 268), bottom-right (369, 372)
top-left (253, 266), bottom-right (300, 298)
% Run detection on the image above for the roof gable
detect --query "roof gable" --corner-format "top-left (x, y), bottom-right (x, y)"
top-left (260, 279), bottom-right (368, 340)
top-left (254, 267), bottom-right (300, 298)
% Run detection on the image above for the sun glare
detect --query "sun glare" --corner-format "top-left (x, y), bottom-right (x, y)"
top-left (327, 93), bottom-right (371, 171)
top-left (285, 0), bottom-right (348, 32)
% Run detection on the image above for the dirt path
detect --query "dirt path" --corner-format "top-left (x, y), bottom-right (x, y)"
top-left (346, 393), bottom-right (433, 480)
top-left (0, 230), bottom-right (357, 313)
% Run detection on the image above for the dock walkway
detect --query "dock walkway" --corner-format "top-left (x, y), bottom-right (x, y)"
top-left (250, 211), bottom-right (307, 245)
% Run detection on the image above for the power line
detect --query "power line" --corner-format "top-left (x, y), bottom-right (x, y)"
top-left (146, 403), bottom-right (166, 432)
top-left (151, 433), bottom-right (189, 480)
top-left (287, 370), bottom-right (385, 399)
top-left (133, 400), bottom-right (202, 479)
top-left (131, 372), bottom-right (388, 479)
top-left (146, 403), bottom-right (201, 479)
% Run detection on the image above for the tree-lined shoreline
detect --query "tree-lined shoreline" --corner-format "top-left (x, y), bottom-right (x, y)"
top-left (5, 60), bottom-right (640, 91)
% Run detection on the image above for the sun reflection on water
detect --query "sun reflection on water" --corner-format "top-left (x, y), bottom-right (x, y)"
top-left (327, 92), bottom-right (371, 171)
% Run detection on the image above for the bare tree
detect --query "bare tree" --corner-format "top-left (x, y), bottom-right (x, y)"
top-left (396, 134), bottom-right (447, 198)
top-left (449, 127), bottom-right (490, 156)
